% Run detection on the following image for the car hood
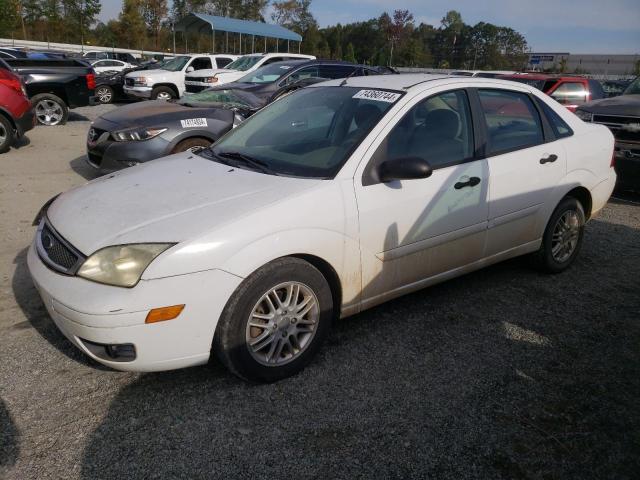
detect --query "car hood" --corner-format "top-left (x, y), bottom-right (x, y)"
top-left (94, 100), bottom-right (234, 129)
top-left (579, 94), bottom-right (640, 116)
top-left (47, 154), bottom-right (321, 255)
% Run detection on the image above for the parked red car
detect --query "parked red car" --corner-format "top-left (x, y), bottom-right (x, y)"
top-left (499, 74), bottom-right (606, 112)
top-left (0, 59), bottom-right (35, 153)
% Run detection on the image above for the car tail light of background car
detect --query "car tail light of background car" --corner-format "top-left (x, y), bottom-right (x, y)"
top-left (0, 68), bottom-right (27, 97)
top-left (86, 73), bottom-right (96, 90)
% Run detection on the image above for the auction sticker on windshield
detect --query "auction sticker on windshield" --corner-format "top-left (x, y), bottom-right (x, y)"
top-left (352, 90), bottom-right (401, 103)
top-left (181, 118), bottom-right (208, 128)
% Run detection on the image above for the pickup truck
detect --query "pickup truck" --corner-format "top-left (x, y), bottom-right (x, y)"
top-left (576, 77), bottom-right (640, 189)
top-left (184, 52), bottom-right (315, 93)
top-left (124, 54), bottom-right (238, 100)
top-left (6, 58), bottom-right (96, 126)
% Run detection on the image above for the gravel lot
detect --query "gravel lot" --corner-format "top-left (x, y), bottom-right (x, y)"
top-left (1, 104), bottom-right (639, 479)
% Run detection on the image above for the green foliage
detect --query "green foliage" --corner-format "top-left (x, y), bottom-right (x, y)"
top-left (119, 0), bottom-right (146, 49)
top-left (0, 0), bottom-right (19, 37)
top-left (344, 42), bottom-right (355, 63)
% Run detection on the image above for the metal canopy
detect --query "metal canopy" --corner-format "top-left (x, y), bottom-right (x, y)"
top-left (175, 13), bottom-right (302, 42)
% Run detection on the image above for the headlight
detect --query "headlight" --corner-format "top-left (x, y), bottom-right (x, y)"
top-left (112, 127), bottom-right (167, 142)
top-left (77, 244), bottom-right (173, 287)
top-left (133, 76), bottom-right (147, 86)
top-left (203, 76), bottom-right (218, 84)
top-left (575, 110), bottom-right (593, 122)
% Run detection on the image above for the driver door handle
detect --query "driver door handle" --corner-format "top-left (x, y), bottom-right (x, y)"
top-left (454, 177), bottom-right (481, 190)
top-left (540, 154), bottom-right (558, 164)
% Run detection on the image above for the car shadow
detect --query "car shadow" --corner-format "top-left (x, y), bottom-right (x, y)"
top-left (11, 247), bottom-right (108, 370)
top-left (67, 111), bottom-right (90, 122)
top-left (0, 397), bottom-right (19, 473)
top-left (11, 135), bottom-right (31, 150)
top-left (78, 216), bottom-right (640, 478)
top-left (70, 155), bottom-right (102, 181)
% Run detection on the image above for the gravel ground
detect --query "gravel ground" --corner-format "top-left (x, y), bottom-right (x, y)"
top-left (1, 104), bottom-right (639, 479)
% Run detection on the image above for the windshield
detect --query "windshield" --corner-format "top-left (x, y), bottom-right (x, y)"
top-left (505, 77), bottom-right (548, 90)
top-left (624, 77), bottom-right (640, 95)
top-left (208, 86), bottom-right (401, 178)
top-left (224, 55), bottom-right (263, 72)
top-left (237, 63), bottom-right (299, 84)
top-left (161, 56), bottom-right (190, 72)
top-left (177, 89), bottom-right (262, 109)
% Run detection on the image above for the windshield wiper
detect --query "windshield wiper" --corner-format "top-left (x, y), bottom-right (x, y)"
top-left (216, 151), bottom-right (278, 175)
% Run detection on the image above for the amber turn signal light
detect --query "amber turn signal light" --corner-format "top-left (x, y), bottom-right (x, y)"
top-left (145, 304), bottom-right (185, 324)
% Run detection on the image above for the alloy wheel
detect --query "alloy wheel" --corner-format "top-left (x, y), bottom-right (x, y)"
top-left (245, 282), bottom-right (319, 366)
top-left (35, 99), bottom-right (64, 125)
top-left (551, 210), bottom-right (580, 262)
top-left (156, 91), bottom-right (172, 100)
top-left (0, 122), bottom-right (6, 145)
top-left (96, 87), bottom-right (112, 103)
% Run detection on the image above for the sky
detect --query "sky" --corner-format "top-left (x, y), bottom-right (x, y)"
top-left (98, 0), bottom-right (640, 54)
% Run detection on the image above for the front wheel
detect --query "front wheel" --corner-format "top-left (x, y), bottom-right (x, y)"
top-left (95, 85), bottom-right (114, 104)
top-left (213, 257), bottom-right (334, 382)
top-left (151, 86), bottom-right (176, 100)
top-left (532, 197), bottom-right (585, 273)
top-left (0, 114), bottom-right (15, 153)
top-left (171, 137), bottom-right (212, 154)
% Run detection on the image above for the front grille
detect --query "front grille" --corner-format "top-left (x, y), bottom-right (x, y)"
top-left (125, 78), bottom-right (135, 87)
top-left (37, 220), bottom-right (85, 274)
top-left (185, 84), bottom-right (207, 93)
top-left (593, 115), bottom-right (639, 126)
top-left (592, 115), bottom-right (640, 144)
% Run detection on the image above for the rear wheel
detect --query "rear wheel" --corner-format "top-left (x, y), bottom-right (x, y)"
top-left (213, 257), bottom-right (334, 382)
top-left (532, 197), bottom-right (585, 273)
top-left (151, 86), bottom-right (176, 100)
top-left (171, 137), bottom-right (212, 154)
top-left (0, 114), bottom-right (15, 153)
top-left (32, 93), bottom-right (68, 126)
top-left (95, 85), bottom-right (114, 104)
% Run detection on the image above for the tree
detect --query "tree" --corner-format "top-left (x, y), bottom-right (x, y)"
top-left (0, 0), bottom-right (20, 37)
top-left (271, 0), bottom-right (316, 35)
top-left (119, 0), bottom-right (146, 49)
top-left (344, 42), bottom-right (356, 63)
top-left (142, 0), bottom-right (168, 49)
top-left (382, 9), bottom-right (414, 66)
top-left (61, 0), bottom-right (102, 45)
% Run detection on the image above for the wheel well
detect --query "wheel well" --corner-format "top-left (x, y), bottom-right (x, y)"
top-left (29, 87), bottom-right (68, 105)
top-left (0, 109), bottom-right (17, 130)
top-left (153, 83), bottom-right (179, 97)
top-left (292, 254), bottom-right (342, 318)
top-left (565, 187), bottom-right (592, 219)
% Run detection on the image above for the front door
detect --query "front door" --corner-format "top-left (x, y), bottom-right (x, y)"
top-left (354, 89), bottom-right (489, 307)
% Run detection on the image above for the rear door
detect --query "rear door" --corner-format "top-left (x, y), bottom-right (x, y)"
top-left (476, 88), bottom-right (567, 256)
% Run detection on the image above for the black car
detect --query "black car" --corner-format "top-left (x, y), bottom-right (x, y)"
top-left (95, 61), bottom-right (168, 104)
top-left (601, 79), bottom-right (632, 98)
top-left (576, 77), bottom-right (640, 189)
top-left (85, 79), bottom-right (326, 173)
top-left (184, 59), bottom-right (387, 98)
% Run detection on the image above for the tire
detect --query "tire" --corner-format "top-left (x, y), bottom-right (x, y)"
top-left (151, 86), bottom-right (176, 100)
top-left (32, 93), bottom-right (68, 126)
top-left (95, 85), bottom-right (114, 104)
top-left (0, 114), bottom-right (15, 154)
top-left (170, 137), bottom-right (212, 154)
top-left (531, 197), bottom-right (586, 273)
top-left (213, 257), bottom-right (334, 382)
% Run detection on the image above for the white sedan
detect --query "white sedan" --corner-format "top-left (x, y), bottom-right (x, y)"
top-left (91, 59), bottom-right (135, 73)
top-left (28, 75), bottom-right (616, 381)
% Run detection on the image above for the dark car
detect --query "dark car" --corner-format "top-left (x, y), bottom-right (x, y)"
top-left (184, 59), bottom-right (386, 98)
top-left (5, 58), bottom-right (95, 125)
top-left (94, 61), bottom-right (169, 104)
top-left (576, 77), bottom-right (640, 189)
top-left (83, 51), bottom-right (139, 65)
top-left (601, 79), bottom-right (632, 98)
top-left (0, 59), bottom-right (35, 152)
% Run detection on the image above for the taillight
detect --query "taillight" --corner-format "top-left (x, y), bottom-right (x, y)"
top-left (86, 73), bottom-right (96, 90)
top-left (0, 70), bottom-right (23, 94)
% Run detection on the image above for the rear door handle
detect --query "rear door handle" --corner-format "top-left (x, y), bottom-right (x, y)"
top-left (540, 154), bottom-right (558, 164)
top-left (454, 176), bottom-right (481, 189)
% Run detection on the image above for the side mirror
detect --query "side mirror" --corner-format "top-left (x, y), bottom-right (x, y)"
top-left (186, 66), bottom-right (194, 73)
top-left (378, 157), bottom-right (432, 183)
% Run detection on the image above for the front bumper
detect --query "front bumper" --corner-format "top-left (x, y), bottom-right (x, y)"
top-left (614, 141), bottom-right (640, 189)
top-left (123, 85), bottom-right (153, 99)
top-left (27, 242), bottom-right (243, 372)
top-left (86, 133), bottom-right (172, 173)
top-left (15, 106), bottom-right (35, 137)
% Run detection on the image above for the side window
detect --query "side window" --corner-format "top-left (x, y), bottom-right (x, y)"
top-left (538, 100), bottom-right (573, 139)
top-left (216, 57), bottom-right (233, 68)
top-left (190, 57), bottom-right (212, 71)
top-left (263, 56), bottom-right (286, 65)
top-left (478, 89), bottom-right (544, 156)
top-left (283, 66), bottom-right (319, 85)
top-left (375, 90), bottom-right (474, 171)
top-left (318, 65), bottom-right (357, 79)
top-left (550, 82), bottom-right (588, 106)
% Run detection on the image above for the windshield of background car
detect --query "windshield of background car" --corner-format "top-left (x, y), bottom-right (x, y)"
top-left (505, 77), bottom-right (548, 90)
top-left (177, 89), bottom-right (260, 109)
top-left (237, 63), bottom-right (301, 84)
top-left (624, 77), bottom-right (640, 95)
top-left (225, 56), bottom-right (262, 71)
top-left (209, 86), bottom-right (402, 178)
top-left (161, 56), bottom-right (190, 71)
